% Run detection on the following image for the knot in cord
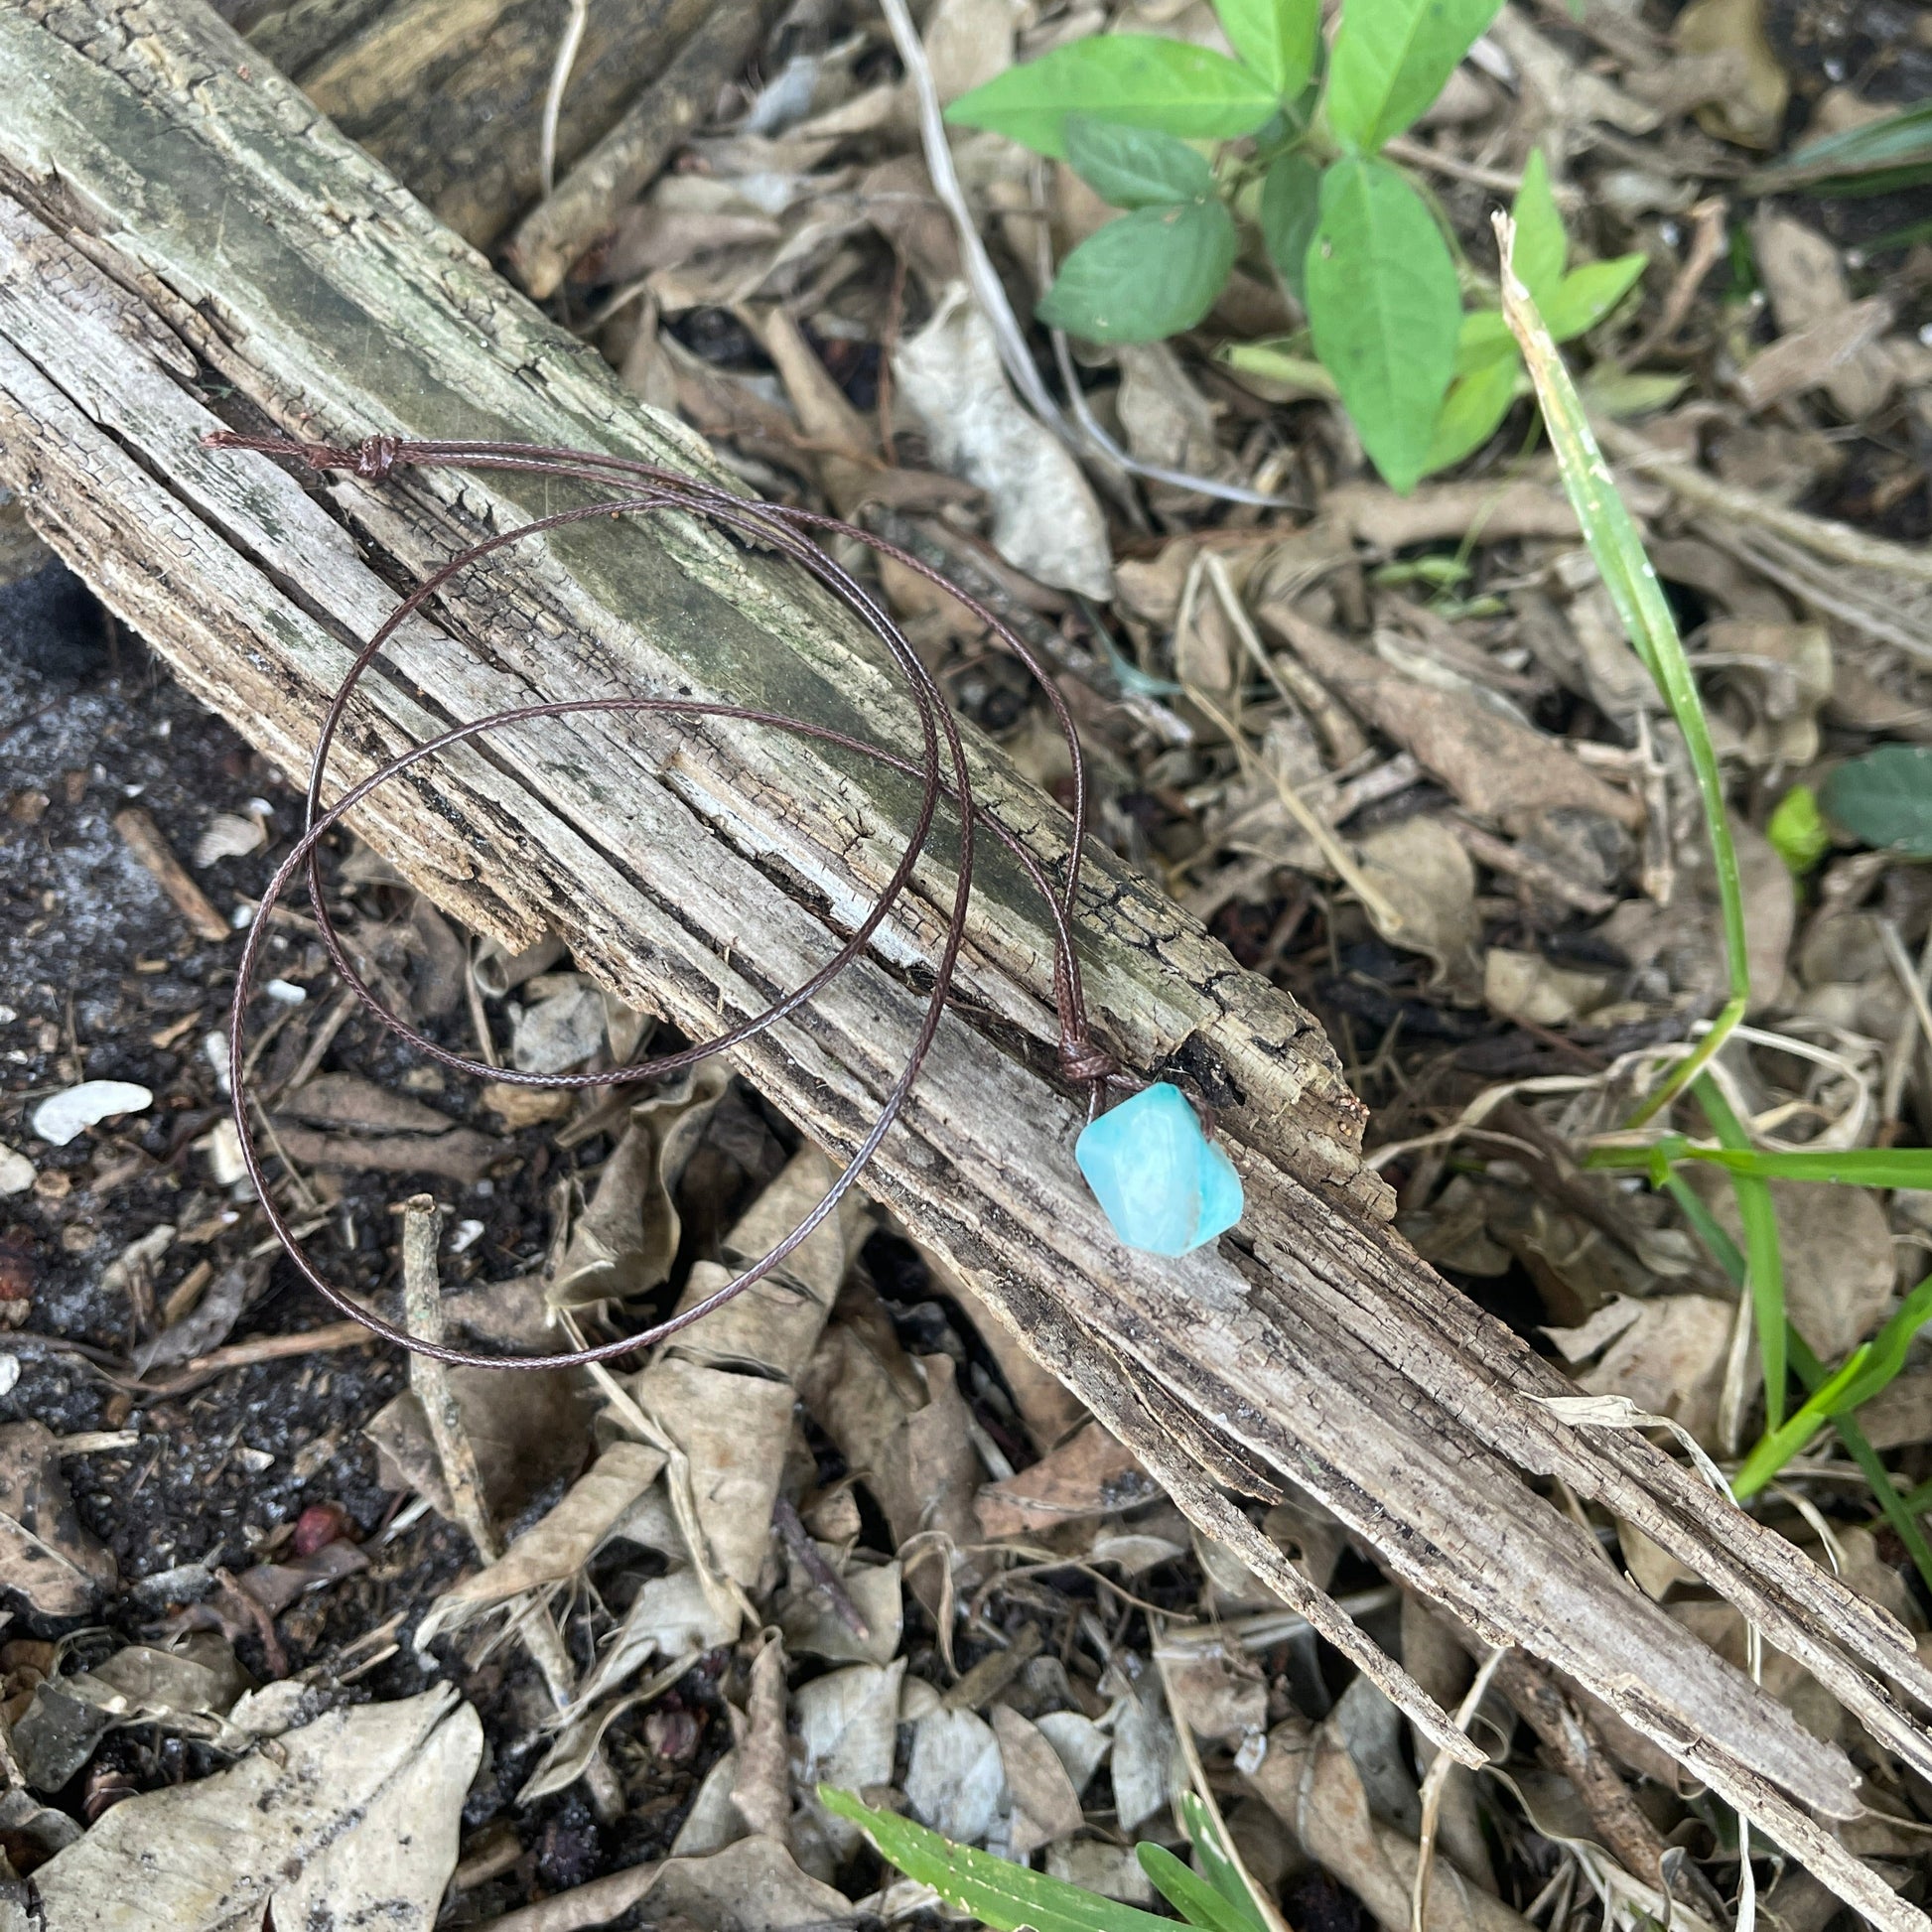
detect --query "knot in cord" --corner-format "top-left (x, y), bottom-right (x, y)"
top-left (1058, 1036), bottom-right (1121, 1086)
top-left (351, 434), bottom-right (402, 481)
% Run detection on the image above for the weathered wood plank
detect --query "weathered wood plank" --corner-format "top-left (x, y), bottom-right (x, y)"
top-left (0, 2), bottom-right (1927, 1919)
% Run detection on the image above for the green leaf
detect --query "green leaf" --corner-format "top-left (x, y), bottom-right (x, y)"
top-left (1218, 340), bottom-right (1339, 399)
top-left (1499, 229), bottom-right (1748, 1119)
top-left (1452, 307), bottom-right (1515, 373)
top-left (1178, 1794), bottom-right (1269, 1932)
top-left (1305, 155), bottom-right (1460, 492)
top-left (1259, 151), bottom-right (1322, 302)
top-left (1587, 1143), bottom-right (1932, 1190)
top-left (1542, 253), bottom-right (1646, 341)
top-left (1695, 1076), bottom-right (1786, 1433)
top-left (1509, 150), bottom-right (1566, 305)
top-left (1744, 100), bottom-right (1932, 197)
top-left (1575, 367), bottom-right (1689, 418)
top-left (1064, 116), bottom-right (1218, 207)
top-left (1422, 347), bottom-right (1520, 474)
top-left (1038, 201), bottom-right (1236, 343)
top-left (1139, 1847), bottom-right (1258, 1932)
top-left (1821, 745), bottom-right (1932, 857)
top-left (1767, 784), bottom-right (1830, 875)
top-left (945, 36), bottom-right (1279, 159)
top-left (1829, 1274), bottom-right (1932, 1415)
top-left (1213, 0), bottom-right (1319, 97)
top-left (1325, 0), bottom-right (1504, 151)
top-left (819, 1788), bottom-right (1178, 1932)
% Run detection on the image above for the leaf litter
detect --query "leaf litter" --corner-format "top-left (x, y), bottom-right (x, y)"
top-left (3, 0), bottom-right (1932, 1921)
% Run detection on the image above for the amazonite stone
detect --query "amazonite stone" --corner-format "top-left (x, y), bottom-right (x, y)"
top-left (1075, 1082), bottom-right (1244, 1257)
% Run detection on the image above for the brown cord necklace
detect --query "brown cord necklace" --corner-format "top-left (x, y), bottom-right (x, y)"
top-left (207, 431), bottom-right (1243, 1373)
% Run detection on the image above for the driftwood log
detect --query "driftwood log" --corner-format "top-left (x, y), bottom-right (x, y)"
top-left (0, 2), bottom-right (1927, 1921)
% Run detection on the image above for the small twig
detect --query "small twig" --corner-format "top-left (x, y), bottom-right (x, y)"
top-left (1385, 135), bottom-right (1561, 202)
top-left (465, 936), bottom-right (501, 1070)
top-left (1187, 678), bottom-right (1403, 934)
top-left (401, 1195), bottom-right (497, 1560)
top-left (537, 0), bottom-right (590, 201)
top-left (1446, 816), bottom-right (1618, 916)
top-left (1413, 1645), bottom-right (1505, 1932)
top-left (277, 986), bottom-right (356, 1100)
top-left (1620, 198), bottom-right (1727, 367)
top-left (1493, 1648), bottom-right (1677, 1893)
top-left (113, 807), bottom-right (229, 942)
top-left (1596, 417), bottom-right (1932, 588)
top-left (1878, 919), bottom-right (1932, 1131)
top-left (772, 1494), bottom-right (870, 1638)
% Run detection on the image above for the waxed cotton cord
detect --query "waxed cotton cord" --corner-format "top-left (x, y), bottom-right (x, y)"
top-left (207, 431), bottom-right (1128, 1371)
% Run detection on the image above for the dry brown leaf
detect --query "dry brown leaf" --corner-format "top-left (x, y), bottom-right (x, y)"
top-left (1245, 1718), bottom-right (1535, 1932)
top-left (1563, 1296), bottom-right (1734, 1448)
top-left (933, 1252), bottom-right (1088, 1452)
top-left (549, 1064), bottom-right (731, 1309)
top-left (990, 1703), bottom-right (1084, 1855)
top-left (414, 1440), bottom-right (665, 1647)
top-left (365, 1366), bottom-right (594, 1531)
top-left (643, 1834), bottom-right (852, 1932)
top-left (894, 286), bottom-right (1112, 599)
top-left (1738, 296), bottom-right (1896, 413)
top-left (630, 1356), bottom-right (794, 1589)
top-left (1357, 815), bottom-right (1481, 983)
top-left (0, 1422), bottom-right (115, 1615)
top-left (733, 1632), bottom-right (792, 1842)
top-left (975, 1419), bottom-right (1156, 1536)
top-left (1751, 213), bottom-right (1890, 418)
top-left (1693, 1170), bottom-right (1894, 1363)
top-left (1675, 0), bottom-right (1788, 148)
top-left (1483, 948), bottom-right (1612, 1027)
top-left (32, 1687), bottom-right (478, 1931)
top-left (1155, 1626), bottom-right (1268, 1747)
top-left (904, 1697), bottom-right (1008, 1845)
top-left (1271, 614), bottom-right (1642, 833)
top-left (675, 1144), bottom-right (869, 1380)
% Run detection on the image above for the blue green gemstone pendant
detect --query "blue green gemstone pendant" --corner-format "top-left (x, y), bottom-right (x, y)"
top-left (1075, 1082), bottom-right (1244, 1257)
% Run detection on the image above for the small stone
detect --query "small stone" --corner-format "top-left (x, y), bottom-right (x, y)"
top-left (29, 1080), bottom-right (154, 1148)
top-left (1074, 1082), bottom-right (1244, 1258)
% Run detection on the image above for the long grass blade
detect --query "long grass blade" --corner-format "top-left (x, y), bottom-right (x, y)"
top-left (1494, 213), bottom-right (1749, 1121)
top-left (1694, 1077), bottom-right (1786, 1432)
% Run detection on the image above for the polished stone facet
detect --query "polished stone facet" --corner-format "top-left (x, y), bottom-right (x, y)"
top-left (1075, 1081), bottom-right (1245, 1257)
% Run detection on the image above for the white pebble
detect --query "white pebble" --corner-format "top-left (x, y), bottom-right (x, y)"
top-left (31, 1081), bottom-right (154, 1148)
top-left (0, 1144), bottom-right (33, 1196)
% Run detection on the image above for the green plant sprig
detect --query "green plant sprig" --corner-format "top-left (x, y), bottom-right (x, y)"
top-left (1494, 211), bottom-right (1747, 1123)
top-left (820, 1786), bottom-right (1273, 1932)
top-left (947, 0), bottom-right (1644, 492)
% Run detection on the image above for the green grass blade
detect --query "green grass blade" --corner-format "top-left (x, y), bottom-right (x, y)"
top-left (1697, 1147), bottom-right (1932, 1188)
top-left (1829, 1273), bottom-right (1932, 1413)
top-left (819, 1788), bottom-right (1178, 1932)
top-left (1586, 1142), bottom-right (1932, 1189)
top-left (1732, 1352), bottom-right (1868, 1497)
top-left (1694, 1076), bottom-right (1786, 1431)
top-left (1178, 1793), bottom-right (1269, 1932)
top-left (1788, 1330), bottom-right (1932, 1595)
top-left (1139, 1846), bottom-right (1262, 1932)
top-left (1494, 214), bottom-right (1749, 1121)
top-left (1662, 1169), bottom-right (1746, 1284)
